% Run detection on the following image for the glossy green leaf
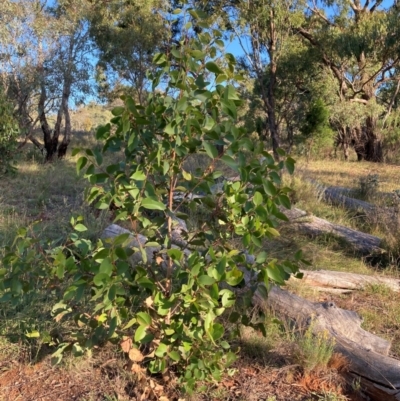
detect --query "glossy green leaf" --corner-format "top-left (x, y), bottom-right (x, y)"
top-left (141, 198), bottom-right (166, 211)
top-left (205, 61), bottom-right (223, 74)
top-left (203, 142), bottom-right (218, 158)
top-left (137, 312), bottom-right (152, 326)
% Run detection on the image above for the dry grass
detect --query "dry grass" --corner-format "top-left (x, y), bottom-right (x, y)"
top-left (296, 159), bottom-right (400, 195)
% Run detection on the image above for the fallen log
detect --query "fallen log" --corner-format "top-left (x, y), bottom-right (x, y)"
top-left (306, 179), bottom-right (397, 216)
top-left (173, 178), bottom-right (383, 255)
top-left (102, 224), bottom-right (400, 401)
top-left (323, 186), bottom-right (376, 213)
top-left (260, 287), bottom-right (400, 401)
top-left (295, 269), bottom-right (400, 293)
top-left (285, 207), bottom-right (383, 255)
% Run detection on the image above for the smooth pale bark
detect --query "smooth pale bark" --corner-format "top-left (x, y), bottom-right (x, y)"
top-left (284, 207), bottom-right (383, 255)
top-left (293, 269), bottom-right (400, 293)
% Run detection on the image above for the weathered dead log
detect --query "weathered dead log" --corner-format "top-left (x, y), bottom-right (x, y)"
top-left (102, 224), bottom-right (400, 401)
top-left (258, 287), bottom-right (400, 401)
top-left (174, 178), bottom-right (383, 254)
top-left (295, 269), bottom-right (400, 293)
top-left (323, 186), bottom-right (376, 213)
top-left (101, 219), bottom-right (189, 266)
top-left (285, 207), bottom-right (383, 255)
top-left (307, 179), bottom-right (396, 216)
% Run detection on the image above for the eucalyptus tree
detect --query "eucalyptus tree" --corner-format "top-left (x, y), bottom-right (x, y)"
top-left (295, 0), bottom-right (400, 161)
top-left (88, 0), bottom-right (169, 104)
top-left (193, 0), bottom-right (305, 159)
top-left (0, 0), bottom-right (94, 160)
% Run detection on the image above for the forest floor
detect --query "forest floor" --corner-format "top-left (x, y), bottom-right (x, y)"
top-left (0, 138), bottom-right (398, 401)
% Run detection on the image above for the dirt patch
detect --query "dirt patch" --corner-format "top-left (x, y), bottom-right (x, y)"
top-left (0, 359), bottom-right (120, 401)
top-left (0, 348), bottom-right (360, 401)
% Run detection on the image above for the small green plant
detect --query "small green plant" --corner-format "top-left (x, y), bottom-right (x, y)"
top-left (0, 8), bottom-right (304, 394)
top-left (0, 89), bottom-right (20, 174)
top-left (300, 99), bottom-right (334, 160)
top-left (358, 173), bottom-right (379, 199)
top-left (295, 323), bottom-right (335, 372)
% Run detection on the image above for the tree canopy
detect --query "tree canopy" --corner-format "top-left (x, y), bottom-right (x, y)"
top-left (0, 0), bottom-right (400, 162)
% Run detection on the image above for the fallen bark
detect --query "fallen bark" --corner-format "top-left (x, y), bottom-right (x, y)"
top-left (260, 287), bottom-right (400, 401)
top-left (285, 207), bottom-right (383, 255)
top-left (101, 224), bottom-right (400, 401)
top-left (295, 269), bottom-right (400, 293)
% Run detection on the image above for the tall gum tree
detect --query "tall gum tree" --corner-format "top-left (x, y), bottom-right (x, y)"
top-left (194, 0), bottom-right (304, 159)
top-left (88, 0), bottom-right (168, 104)
top-left (0, 0), bottom-right (93, 161)
top-left (296, 0), bottom-right (400, 161)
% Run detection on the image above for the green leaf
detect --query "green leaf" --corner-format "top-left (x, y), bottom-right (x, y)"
top-left (203, 142), bottom-right (218, 158)
top-left (278, 194), bottom-right (291, 209)
top-left (225, 269), bottom-right (243, 286)
top-left (155, 343), bottom-right (168, 358)
top-left (253, 191), bottom-right (263, 206)
top-left (191, 50), bottom-right (205, 59)
top-left (167, 248), bottom-right (183, 260)
top-left (136, 312), bottom-right (152, 327)
top-left (285, 157), bottom-right (296, 174)
top-left (131, 170), bottom-right (146, 181)
top-left (256, 251), bottom-right (267, 263)
top-left (76, 156), bottom-right (87, 174)
top-left (141, 198), bottom-right (166, 211)
top-left (205, 62), bottom-right (223, 75)
top-left (182, 170), bottom-right (192, 181)
top-left (99, 257), bottom-right (113, 276)
top-left (263, 180), bottom-right (277, 196)
top-left (221, 155), bottom-right (238, 171)
top-left (210, 323), bottom-right (224, 341)
top-left (198, 275), bottom-right (216, 286)
top-left (93, 273), bottom-right (110, 286)
top-left (266, 227), bottom-right (280, 237)
top-left (266, 265), bottom-right (284, 284)
top-left (25, 330), bottom-right (40, 338)
top-left (74, 224), bottom-right (87, 232)
top-left (112, 106), bottom-right (124, 116)
top-left (134, 325), bottom-right (147, 342)
top-left (112, 233), bottom-right (130, 246)
top-left (56, 264), bottom-right (65, 279)
top-left (169, 350), bottom-right (180, 361)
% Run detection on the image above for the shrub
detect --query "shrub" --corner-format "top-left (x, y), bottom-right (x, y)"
top-left (0, 89), bottom-right (19, 174)
top-left (295, 324), bottom-right (335, 372)
top-left (0, 9), bottom-right (304, 393)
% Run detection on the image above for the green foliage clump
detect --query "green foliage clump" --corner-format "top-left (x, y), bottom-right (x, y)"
top-left (0, 90), bottom-right (19, 174)
top-left (300, 99), bottom-right (334, 157)
top-left (0, 10), bottom-right (304, 393)
top-left (295, 324), bottom-right (335, 372)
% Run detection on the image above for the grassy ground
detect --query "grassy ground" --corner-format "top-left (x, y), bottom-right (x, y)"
top-left (0, 137), bottom-right (398, 400)
top-left (296, 158), bottom-right (400, 195)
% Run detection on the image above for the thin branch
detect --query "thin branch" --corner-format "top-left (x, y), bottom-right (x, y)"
top-left (307, 0), bottom-right (336, 27)
top-left (383, 79), bottom-right (400, 126)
